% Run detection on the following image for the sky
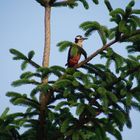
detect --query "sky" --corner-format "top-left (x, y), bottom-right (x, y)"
top-left (0, 0), bottom-right (140, 139)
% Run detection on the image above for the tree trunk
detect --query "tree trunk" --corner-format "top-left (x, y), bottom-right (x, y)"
top-left (43, 6), bottom-right (51, 68)
top-left (37, 5), bottom-right (51, 140)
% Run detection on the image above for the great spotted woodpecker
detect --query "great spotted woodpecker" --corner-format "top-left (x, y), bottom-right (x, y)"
top-left (66, 35), bottom-right (87, 67)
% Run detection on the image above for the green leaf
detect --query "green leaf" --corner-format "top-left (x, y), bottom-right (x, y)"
top-left (110, 15), bottom-right (122, 24)
top-left (111, 110), bottom-right (126, 130)
top-left (97, 87), bottom-right (106, 94)
top-left (72, 80), bottom-right (79, 87)
top-left (78, 0), bottom-right (89, 9)
top-left (131, 101), bottom-right (140, 111)
top-left (101, 26), bottom-right (110, 38)
top-left (125, 0), bottom-right (135, 13)
top-left (80, 21), bottom-right (100, 36)
top-left (20, 72), bottom-right (33, 79)
top-left (38, 67), bottom-right (62, 78)
top-left (127, 0), bottom-right (135, 8)
top-left (127, 18), bottom-right (137, 30)
top-left (110, 8), bottom-right (125, 17)
top-left (80, 21), bottom-right (98, 30)
top-left (84, 28), bottom-right (96, 37)
top-left (76, 103), bottom-right (85, 116)
top-left (120, 89), bottom-right (127, 96)
top-left (35, 0), bottom-right (46, 7)
top-left (113, 129), bottom-right (122, 140)
top-left (126, 94), bottom-right (132, 106)
top-left (65, 129), bottom-right (74, 137)
top-left (108, 30), bottom-right (115, 40)
top-left (48, 110), bottom-right (55, 121)
top-left (53, 79), bottom-right (72, 89)
top-left (114, 55), bottom-right (124, 73)
top-left (106, 59), bottom-right (112, 68)
top-left (67, 0), bottom-right (78, 9)
top-left (92, 0), bottom-right (99, 5)
top-left (104, 0), bottom-right (113, 12)
top-left (73, 72), bottom-right (82, 79)
top-left (95, 126), bottom-right (105, 140)
top-left (51, 1), bottom-right (68, 7)
top-left (61, 118), bottom-right (70, 133)
top-left (52, 1), bottom-right (78, 8)
top-left (6, 91), bottom-right (22, 98)
top-left (106, 124), bottom-right (122, 140)
top-left (55, 101), bottom-right (68, 110)
top-left (132, 9), bottom-right (140, 14)
top-left (72, 131), bottom-right (79, 140)
top-left (49, 67), bottom-right (63, 77)
top-left (86, 105), bottom-right (96, 116)
top-left (13, 97), bottom-right (39, 109)
top-left (107, 92), bottom-right (118, 103)
top-left (98, 28), bottom-right (107, 45)
top-left (57, 41), bottom-right (74, 52)
top-left (97, 87), bottom-right (108, 110)
top-left (128, 55), bottom-right (137, 61)
top-left (48, 0), bottom-right (57, 5)
top-left (20, 71), bottom-right (41, 79)
top-left (10, 48), bottom-right (27, 60)
top-left (12, 79), bottom-right (39, 87)
top-left (38, 83), bottom-right (53, 92)
top-left (0, 108), bottom-right (9, 119)
top-left (119, 20), bottom-right (128, 34)
top-left (126, 114), bottom-right (132, 129)
top-left (28, 50), bottom-right (35, 60)
top-left (130, 15), bottom-right (140, 27)
top-left (106, 48), bottom-right (113, 57)
top-left (21, 61), bottom-right (28, 70)
top-left (50, 65), bottom-right (65, 73)
top-left (66, 68), bottom-right (75, 74)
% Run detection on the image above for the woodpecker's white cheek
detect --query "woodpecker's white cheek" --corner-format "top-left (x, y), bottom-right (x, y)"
top-left (77, 42), bottom-right (83, 47)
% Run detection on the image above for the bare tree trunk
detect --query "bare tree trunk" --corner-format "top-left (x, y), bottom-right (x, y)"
top-left (42, 6), bottom-right (51, 68)
top-left (37, 5), bottom-right (51, 140)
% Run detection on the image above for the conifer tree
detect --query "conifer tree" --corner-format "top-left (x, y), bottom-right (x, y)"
top-left (1, 0), bottom-right (140, 140)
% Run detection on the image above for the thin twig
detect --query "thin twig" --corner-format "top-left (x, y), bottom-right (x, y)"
top-left (28, 59), bottom-right (41, 68)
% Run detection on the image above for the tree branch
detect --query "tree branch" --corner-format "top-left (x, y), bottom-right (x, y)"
top-left (27, 59), bottom-right (41, 68)
top-left (75, 29), bottom-right (140, 68)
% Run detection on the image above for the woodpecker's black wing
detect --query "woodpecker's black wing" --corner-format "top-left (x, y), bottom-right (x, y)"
top-left (65, 46), bottom-right (72, 66)
top-left (78, 47), bottom-right (87, 59)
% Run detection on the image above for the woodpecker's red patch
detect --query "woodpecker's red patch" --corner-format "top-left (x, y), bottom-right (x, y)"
top-left (68, 55), bottom-right (80, 67)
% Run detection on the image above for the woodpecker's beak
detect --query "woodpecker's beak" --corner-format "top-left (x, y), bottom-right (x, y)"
top-left (82, 37), bottom-right (88, 40)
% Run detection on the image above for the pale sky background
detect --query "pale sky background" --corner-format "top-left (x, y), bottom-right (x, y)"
top-left (0, 0), bottom-right (140, 139)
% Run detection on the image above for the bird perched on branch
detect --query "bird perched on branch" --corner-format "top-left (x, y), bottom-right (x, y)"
top-left (66, 35), bottom-right (87, 67)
